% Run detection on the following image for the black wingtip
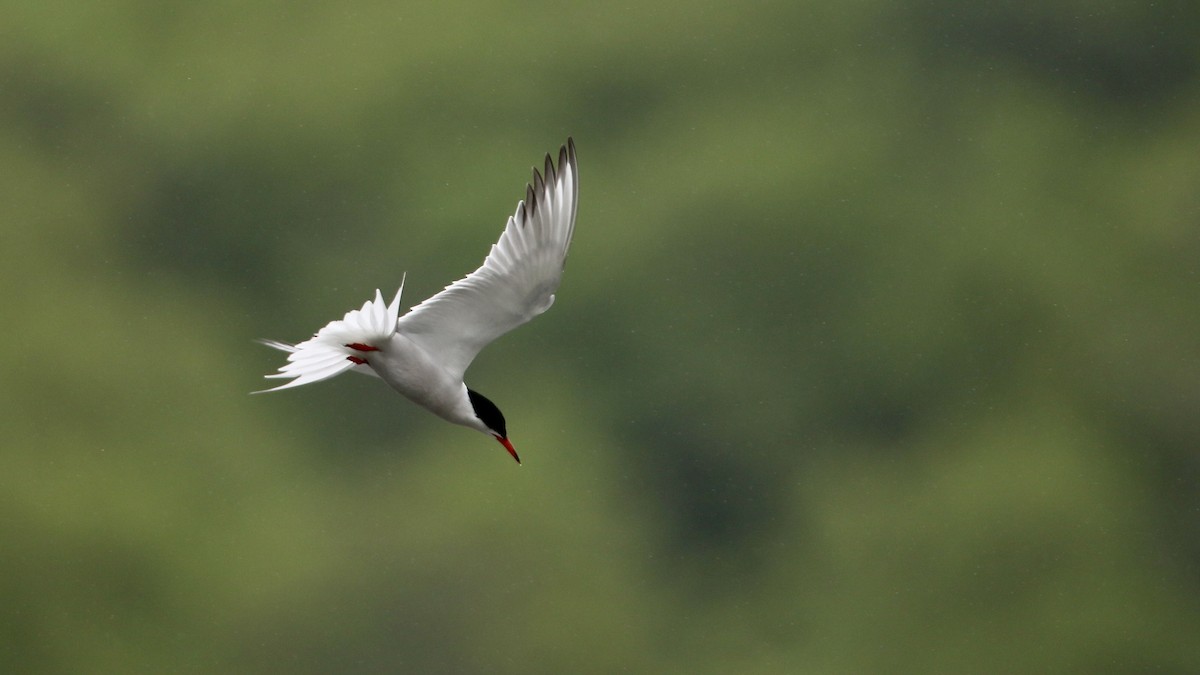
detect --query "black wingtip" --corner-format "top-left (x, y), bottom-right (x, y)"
top-left (517, 139), bottom-right (572, 224)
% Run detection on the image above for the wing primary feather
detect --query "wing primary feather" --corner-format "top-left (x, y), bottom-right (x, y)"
top-left (532, 164), bottom-right (546, 199)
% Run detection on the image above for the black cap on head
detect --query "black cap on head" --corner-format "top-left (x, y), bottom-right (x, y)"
top-left (467, 389), bottom-right (507, 438)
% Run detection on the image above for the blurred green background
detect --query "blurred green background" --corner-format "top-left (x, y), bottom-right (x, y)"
top-left (3, 1), bottom-right (1199, 672)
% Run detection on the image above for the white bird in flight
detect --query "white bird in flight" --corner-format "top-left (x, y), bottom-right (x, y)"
top-left (257, 139), bottom-right (578, 464)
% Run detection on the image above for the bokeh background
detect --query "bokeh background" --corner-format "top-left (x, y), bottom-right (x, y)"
top-left (4, 1), bottom-right (1200, 672)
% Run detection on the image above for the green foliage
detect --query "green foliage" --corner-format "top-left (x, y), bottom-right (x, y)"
top-left (3, 1), bottom-right (1199, 672)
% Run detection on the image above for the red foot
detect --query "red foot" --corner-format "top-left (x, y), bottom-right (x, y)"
top-left (347, 356), bottom-right (368, 365)
top-left (346, 343), bottom-right (379, 352)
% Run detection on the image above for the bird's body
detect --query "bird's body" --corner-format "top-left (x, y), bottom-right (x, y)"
top-left (258, 139), bottom-right (578, 463)
top-left (373, 333), bottom-right (476, 426)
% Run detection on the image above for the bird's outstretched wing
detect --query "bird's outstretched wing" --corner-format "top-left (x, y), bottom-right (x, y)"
top-left (396, 138), bottom-right (578, 381)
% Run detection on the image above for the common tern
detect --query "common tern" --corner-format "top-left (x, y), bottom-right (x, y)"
top-left (258, 139), bottom-right (578, 463)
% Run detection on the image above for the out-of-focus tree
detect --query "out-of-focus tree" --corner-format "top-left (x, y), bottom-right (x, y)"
top-left (1, 1), bottom-right (1198, 672)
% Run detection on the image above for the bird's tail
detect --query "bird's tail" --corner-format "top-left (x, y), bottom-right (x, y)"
top-left (255, 281), bottom-right (404, 393)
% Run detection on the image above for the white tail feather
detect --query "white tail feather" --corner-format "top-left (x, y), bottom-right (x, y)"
top-left (255, 281), bottom-right (404, 393)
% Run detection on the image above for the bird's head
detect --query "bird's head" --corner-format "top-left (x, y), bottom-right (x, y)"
top-left (467, 389), bottom-right (519, 464)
